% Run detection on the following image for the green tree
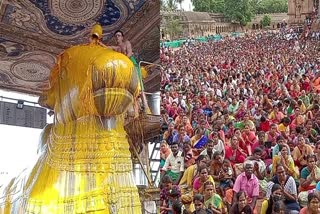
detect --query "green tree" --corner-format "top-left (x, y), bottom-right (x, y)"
top-left (255, 0), bottom-right (288, 14)
top-left (192, 0), bottom-right (225, 13)
top-left (160, 0), bottom-right (166, 10)
top-left (161, 0), bottom-right (178, 11)
top-left (260, 15), bottom-right (271, 27)
top-left (166, 17), bottom-right (183, 39)
top-left (224, 0), bottom-right (254, 26)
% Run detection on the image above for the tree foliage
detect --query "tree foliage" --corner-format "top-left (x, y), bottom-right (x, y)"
top-left (260, 15), bottom-right (271, 27)
top-left (192, 0), bottom-right (225, 13)
top-left (161, 0), bottom-right (178, 11)
top-left (253, 0), bottom-right (288, 14)
top-left (224, 0), bottom-right (253, 26)
top-left (165, 17), bottom-right (183, 39)
top-left (191, 0), bottom-right (288, 14)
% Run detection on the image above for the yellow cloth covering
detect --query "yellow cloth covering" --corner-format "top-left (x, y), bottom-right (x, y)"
top-left (0, 40), bottom-right (141, 213)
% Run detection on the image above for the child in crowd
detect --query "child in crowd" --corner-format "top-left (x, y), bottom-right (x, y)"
top-left (218, 159), bottom-right (234, 198)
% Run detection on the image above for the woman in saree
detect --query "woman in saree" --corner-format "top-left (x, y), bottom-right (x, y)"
top-left (299, 192), bottom-right (320, 214)
top-left (266, 164), bottom-right (300, 213)
top-left (163, 122), bottom-right (178, 146)
top-left (193, 165), bottom-right (215, 195)
top-left (298, 154), bottom-right (320, 207)
top-left (191, 128), bottom-right (209, 155)
top-left (203, 181), bottom-right (223, 214)
top-left (272, 144), bottom-right (298, 179)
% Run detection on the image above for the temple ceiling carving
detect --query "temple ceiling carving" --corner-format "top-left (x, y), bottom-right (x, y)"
top-left (0, 0), bottom-right (160, 95)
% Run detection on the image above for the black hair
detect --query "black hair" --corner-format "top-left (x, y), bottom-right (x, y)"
top-left (306, 154), bottom-right (317, 162)
top-left (272, 200), bottom-right (285, 213)
top-left (162, 175), bottom-right (173, 184)
top-left (196, 155), bottom-right (207, 162)
top-left (114, 30), bottom-right (124, 36)
top-left (203, 181), bottom-right (215, 189)
top-left (281, 117), bottom-right (291, 124)
top-left (198, 165), bottom-right (208, 174)
top-left (266, 184), bottom-right (282, 214)
top-left (172, 200), bottom-right (189, 214)
top-left (276, 135), bottom-right (284, 142)
top-left (253, 147), bottom-right (263, 154)
top-left (193, 193), bottom-right (205, 203)
top-left (171, 141), bottom-right (179, 146)
top-left (278, 144), bottom-right (288, 152)
top-left (308, 192), bottom-right (320, 204)
top-left (236, 191), bottom-right (247, 201)
top-left (212, 151), bottom-right (222, 160)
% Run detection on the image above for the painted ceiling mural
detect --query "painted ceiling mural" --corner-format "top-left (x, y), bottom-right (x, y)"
top-left (0, 0), bottom-right (159, 95)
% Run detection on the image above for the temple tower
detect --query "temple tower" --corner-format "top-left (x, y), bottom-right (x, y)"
top-left (288, 0), bottom-right (314, 25)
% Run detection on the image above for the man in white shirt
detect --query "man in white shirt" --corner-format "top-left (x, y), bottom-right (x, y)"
top-left (161, 142), bottom-right (184, 185)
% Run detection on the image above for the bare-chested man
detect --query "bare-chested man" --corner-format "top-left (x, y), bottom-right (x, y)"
top-left (113, 30), bottom-right (133, 58)
top-left (105, 30), bottom-right (151, 113)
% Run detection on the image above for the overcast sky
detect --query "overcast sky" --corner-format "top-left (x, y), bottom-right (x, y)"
top-left (0, 89), bottom-right (45, 186)
top-left (181, 0), bottom-right (193, 11)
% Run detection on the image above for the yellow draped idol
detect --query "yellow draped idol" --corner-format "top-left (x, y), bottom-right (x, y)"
top-left (0, 25), bottom-right (142, 214)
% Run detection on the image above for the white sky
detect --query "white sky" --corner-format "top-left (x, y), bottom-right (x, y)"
top-left (0, 90), bottom-right (50, 186)
top-left (180, 0), bottom-right (193, 11)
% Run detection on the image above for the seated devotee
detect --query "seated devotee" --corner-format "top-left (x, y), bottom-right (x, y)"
top-left (268, 105), bottom-right (285, 124)
top-left (228, 98), bottom-right (239, 115)
top-left (173, 125), bottom-right (191, 149)
top-left (225, 161), bottom-right (259, 211)
top-left (258, 116), bottom-right (271, 132)
top-left (229, 191), bottom-right (253, 214)
top-left (162, 142), bottom-right (184, 185)
top-left (172, 200), bottom-right (187, 214)
top-left (217, 159), bottom-right (234, 198)
top-left (267, 164), bottom-right (300, 212)
top-left (224, 121), bottom-right (235, 140)
top-left (200, 140), bottom-right (215, 161)
top-left (225, 136), bottom-right (247, 167)
top-left (234, 113), bottom-right (256, 131)
top-left (266, 123), bottom-right (280, 146)
top-left (192, 194), bottom-right (214, 214)
top-left (252, 131), bottom-right (272, 167)
top-left (299, 192), bottom-right (320, 214)
top-left (290, 107), bottom-right (306, 130)
top-left (305, 119), bottom-right (318, 144)
top-left (246, 147), bottom-right (267, 194)
top-left (179, 155), bottom-right (208, 192)
top-left (272, 135), bottom-right (291, 157)
top-left (191, 128), bottom-right (209, 155)
top-left (260, 184), bottom-right (284, 214)
top-left (203, 181), bottom-right (223, 214)
top-left (161, 187), bottom-right (181, 214)
top-left (181, 115), bottom-right (194, 137)
top-left (193, 165), bottom-right (215, 195)
top-left (292, 135), bottom-right (314, 169)
top-left (160, 140), bottom-right (172, 170)
top-left (298, 154), bottom-right (320, 207)
top-left (201, 132), bottom-right (225, 159)
top-left (209, 151), bottom-right (224, 181)
top-left (160, 175), bottom-right (182, 214)
top-left (183, 142), bottom-right (196, 169)
top-left (278, 117), bottom-right (291, 140)
top-left (272, 144), bottom-right (298, 179)
top-left (241, 124), bottom-right (258, 156)
top-left (163, 122), bottom-right (178, 145)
